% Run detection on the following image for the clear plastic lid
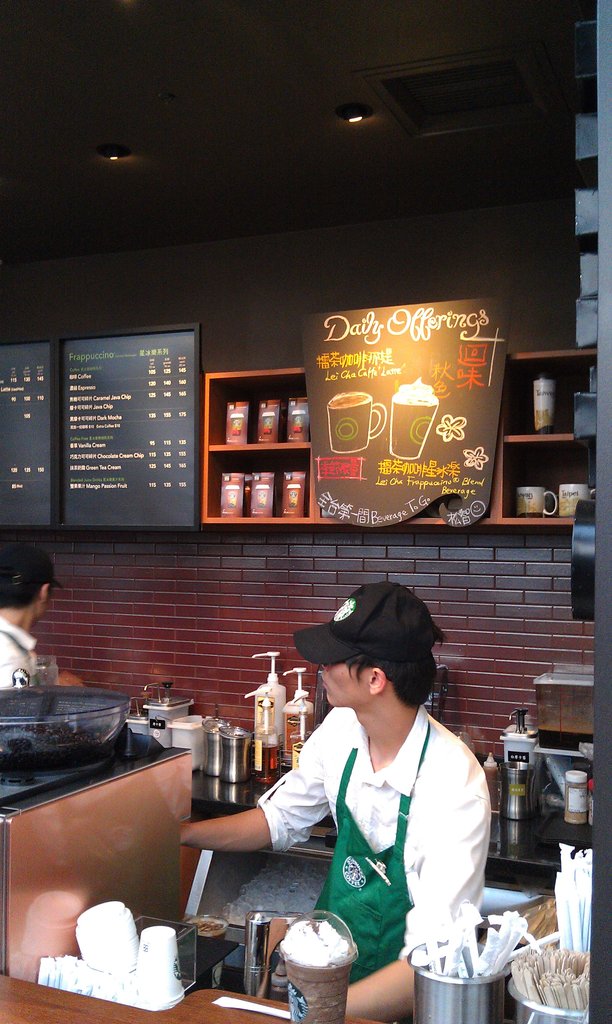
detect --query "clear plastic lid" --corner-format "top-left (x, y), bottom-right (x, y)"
top-left (280, 910), bottom-right (358, 966)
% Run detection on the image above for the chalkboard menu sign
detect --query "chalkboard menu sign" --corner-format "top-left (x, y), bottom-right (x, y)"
top-left (302, 298), bottom-right (508, 528)
top-left (0, 341), bottom-right (53, 526)
top-left (60, 329), bottom-right (199, 528)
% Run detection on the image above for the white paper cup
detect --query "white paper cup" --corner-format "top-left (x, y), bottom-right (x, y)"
top-left (135, 925), bottom-right (184, 1010)
top-left (76, 901), bottom-right (138, 974)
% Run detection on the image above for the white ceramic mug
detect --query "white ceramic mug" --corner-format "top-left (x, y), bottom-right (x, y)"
top-left (516, 486), bottom-right (558, 517)
top-left (559, 483), bottom-right (592, 518)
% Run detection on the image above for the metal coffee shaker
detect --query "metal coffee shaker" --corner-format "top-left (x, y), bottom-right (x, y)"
top-left (220, 725), bottom-right (252, 783)
top-left (500, 764), bottom-right (536, 819)
top-left (203, 715), bottom-right (229, 776)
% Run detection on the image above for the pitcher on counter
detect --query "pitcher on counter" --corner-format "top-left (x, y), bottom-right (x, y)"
top-left (182, 581), bottom-right (490, 1022)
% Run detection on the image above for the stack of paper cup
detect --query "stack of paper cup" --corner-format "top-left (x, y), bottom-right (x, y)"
top-left (76, 901), bottom-right (139, 976)
top-left (135, 925), bottom-right (185, 1011)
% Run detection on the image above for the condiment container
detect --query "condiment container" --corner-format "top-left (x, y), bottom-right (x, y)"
top-left (534, 669), bottom-right (593, 751)
top-left (500, 764), bottom-right (536, 820)
top-left (220, 724), bottom-right (252, 783)
top-left (501, 708), bottom-right (538, 765)
top-left (411, 952), bottom-right (506, 1024)
top-left (564, 769), bottom-right (588, 824)
top-left (143, 685), bottom-right (193, 749)
top-left (203, 716), bottom-right (230, 776)
top-left (168, 714), bottom-right (205, 771)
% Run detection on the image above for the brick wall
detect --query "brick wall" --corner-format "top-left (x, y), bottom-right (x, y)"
top-left (1, 528), bottom-right (593, 757)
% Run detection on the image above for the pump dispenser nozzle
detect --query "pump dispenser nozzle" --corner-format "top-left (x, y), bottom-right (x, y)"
top-left (253, 651), bottom-right (280, 682)
top-left (248, 651), bottom-right (286, 739)
top-left (510, 708), bottom-right (529, 734)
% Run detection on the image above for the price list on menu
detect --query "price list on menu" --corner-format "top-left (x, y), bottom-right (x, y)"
top-left (0, 342), bottom-right (52, 525)
top-left (60, 330), bottom-right (199, 527)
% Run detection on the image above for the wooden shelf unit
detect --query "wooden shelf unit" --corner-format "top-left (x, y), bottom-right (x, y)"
top-left (201, 349), bottom-right (596, 528)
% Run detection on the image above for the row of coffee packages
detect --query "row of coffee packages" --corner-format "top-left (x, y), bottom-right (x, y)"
top-left (225, 398), bottom-right (309, 444)
top-left (220, 470), bottom-right (307, 518)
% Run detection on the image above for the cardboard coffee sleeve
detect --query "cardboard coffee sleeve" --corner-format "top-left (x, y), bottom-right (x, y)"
top-left (287, 398), bottom-right (309, 442)
top-left (226, 401), bottom-right (249, 444)
top-left (257, 399), bottom-right (282, 443)
top-left (250, 472), bottom-right (275, 516)
top-left (220, 472), bottom-right (245, 517)
top-left (282, 471), bottom-right (306, 517)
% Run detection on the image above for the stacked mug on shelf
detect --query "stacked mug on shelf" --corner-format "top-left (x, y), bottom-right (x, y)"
top-left (515, 376), bottom-right (593, 519)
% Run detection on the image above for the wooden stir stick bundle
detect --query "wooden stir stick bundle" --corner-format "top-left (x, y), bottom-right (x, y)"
top-left (511, 949), bottom-right (590, 1011)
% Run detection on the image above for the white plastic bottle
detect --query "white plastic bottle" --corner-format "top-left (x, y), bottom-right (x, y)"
top-left (249, 651), bottom-right (286, 738)
top-left (483, 752), bottom-right (499, 813)
top-left (289, 689), bottom-right (313, 770)
top-left (282, 668), bottom-right (314, 768)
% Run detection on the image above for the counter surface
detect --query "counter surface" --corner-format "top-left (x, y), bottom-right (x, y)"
top-left (0, 979), bottom-right (374, 1024)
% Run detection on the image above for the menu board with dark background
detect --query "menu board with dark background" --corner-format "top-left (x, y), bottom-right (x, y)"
top-left (302, 298), bottom-right (508, 528)
top-left (60, 329), bottom-right (199, 528)
top-left (0, 341), bottom-right (53, 526)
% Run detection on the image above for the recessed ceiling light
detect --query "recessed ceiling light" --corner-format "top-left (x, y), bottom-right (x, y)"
top-left (335, 103), bottom-right (373, 123)
top-left (96, 144), bottom-right (131, 160)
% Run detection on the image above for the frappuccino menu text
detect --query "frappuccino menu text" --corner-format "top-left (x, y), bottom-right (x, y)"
top-left (302, 299), bottom-right (508, 527)
top-left (60, 330), bottom-right (199, 527)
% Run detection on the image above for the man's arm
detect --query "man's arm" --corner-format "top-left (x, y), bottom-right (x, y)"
top-left (346, 958), bottom-right (414, 1023)
top-left (180, 807), bottom-right (272, 852)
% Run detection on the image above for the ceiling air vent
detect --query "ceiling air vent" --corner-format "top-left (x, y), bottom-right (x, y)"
top-left (364, 46), bottom-right (563, 136)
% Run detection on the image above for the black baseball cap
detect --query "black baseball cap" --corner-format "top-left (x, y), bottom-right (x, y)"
top-left (0, 544), bottom-right (61, 588)
top-left (294, 581), bottom-right (436, 665)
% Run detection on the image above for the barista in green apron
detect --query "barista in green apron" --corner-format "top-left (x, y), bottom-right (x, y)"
top-left (316, 725), bottom-right (430, 982)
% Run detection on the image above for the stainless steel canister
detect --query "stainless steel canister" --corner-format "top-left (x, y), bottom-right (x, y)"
top-left (203, 717), bottom-right (229, 777)
top-left (412, 957), bottom-right (507, 1024)
top-left (220, 725), bottom-right (252, 783)
top-left (500, 764), bottom-right (536, 820)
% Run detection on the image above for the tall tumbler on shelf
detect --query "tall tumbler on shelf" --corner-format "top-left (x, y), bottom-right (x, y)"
top-left (533, 375), bottom-right (556, 434)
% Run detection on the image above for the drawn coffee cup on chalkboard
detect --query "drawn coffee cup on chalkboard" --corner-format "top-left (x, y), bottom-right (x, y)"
top-left (327, 392), bottom-right (387, 453)
top-left (390, 379), bottom-right (439, 460)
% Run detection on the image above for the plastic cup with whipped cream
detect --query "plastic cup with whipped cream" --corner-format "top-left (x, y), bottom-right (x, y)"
top-left (390, 378), bottom-right (439, 460)
top-left (280, 911), bottom-right (358, 1024)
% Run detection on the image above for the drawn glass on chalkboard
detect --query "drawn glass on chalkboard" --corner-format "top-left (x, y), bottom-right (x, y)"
top-left (327, 392), bottom-right (387, 453)
top-left (389, 379), bottom-right (439, 460)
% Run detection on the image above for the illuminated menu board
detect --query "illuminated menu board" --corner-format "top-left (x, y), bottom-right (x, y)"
top-left (302, 298), bottom-right (508, 528)
top-left (0, 342), bottom-right (52, 526)
top-left (60, 329), bottom-right (199, 528)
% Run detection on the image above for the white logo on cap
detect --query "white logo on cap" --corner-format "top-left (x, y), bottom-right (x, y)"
top-left (334, 597), bottom-right (356, 622)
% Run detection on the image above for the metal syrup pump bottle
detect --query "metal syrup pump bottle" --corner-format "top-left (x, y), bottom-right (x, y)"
top-left (248, 687), bottom-right (278, 783)
top-left (249, 652), bottom-right (286, 739)
top-left (282, 668), bottom-right (313, 769)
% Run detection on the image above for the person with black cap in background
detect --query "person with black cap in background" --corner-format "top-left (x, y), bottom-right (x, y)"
top-left (181, 581), bottom-right (490, 1022)
top-left (0, 542), bottom-right (65, 687)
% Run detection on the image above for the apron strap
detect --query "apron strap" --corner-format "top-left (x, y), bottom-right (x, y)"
top-left (337, 746), bottom-right (358, 806)
top-left (394, 720), bottom-right (431, 846)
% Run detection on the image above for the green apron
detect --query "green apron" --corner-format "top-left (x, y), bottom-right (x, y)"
top-left (316, 723), bottom-right (430, 982)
